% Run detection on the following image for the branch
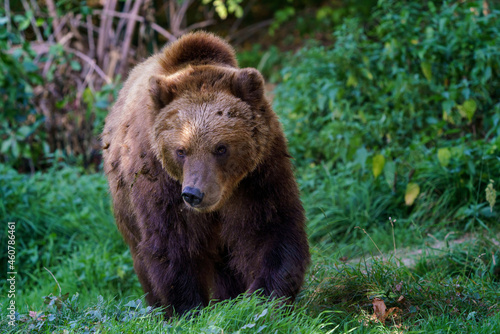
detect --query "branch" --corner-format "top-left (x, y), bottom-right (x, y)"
top-left (117, 0), bottom-right (143, 74)
top-left (21, 0), bottom-right (43, 42)
top-left (94, 9), bottom-right (177, 42)
top-left (42, 30), bottom-right (73, 75)
top-left (151, 22), bottom-right (177, 42)
top-left (5, 0), bottom-right (11, 33)
top-left (65, 47), bottom-right (112, 84)
top-left (29, 0), bottom-right (49, 33)
top-left (45, 0), bottom-right (62, 42)
top-left (97, 0), bottom-right (117, 64)
top-left (176, 0), bottom-right (194, 30)
top-left (116, 0), bottom-right (133, 39)
top-left (171, 0), bottom-right (194, 37)
top-left (185, 19), bottom-right (216, 32)
top-left (230, 19), bottom-right (273, 46)
top-left (86, 15), bottom-right (96, 58)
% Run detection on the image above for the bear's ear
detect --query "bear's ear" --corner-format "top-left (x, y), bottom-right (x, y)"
top-left (231, 68), bottom-right (265, 108)
top-left (149, 75), bottom-right (177, 110)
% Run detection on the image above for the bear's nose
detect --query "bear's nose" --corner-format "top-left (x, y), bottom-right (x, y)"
top-left (181, 187), bottom-right (204, 206)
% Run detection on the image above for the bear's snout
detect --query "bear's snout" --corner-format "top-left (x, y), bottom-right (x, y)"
top-left (181, 186), bottom-right (204, 207)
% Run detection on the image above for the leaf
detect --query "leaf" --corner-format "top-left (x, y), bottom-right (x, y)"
top-left (486, 180), bottom-right (496, 213)
top-left (213, 0), bottom-right (228, 19)
top-left (23, 60), bottom-right (39, 73)
top-left (372, 154), bottom-right (385, 178)
top-left (17, 125), bottom-right (32, 138)
top-left (124, 300), bottom-right (141, 308)
top-left (11, 140), bottom-right (20, 158)
top-left (462, 99), bottom-right (477, 121)
top-left (372, 298), bottom-right (401, 323)
top-left (437, 148), bottom-right (451, 167)
top-left (254, 308), bottom-right (268, 321)
top-left (1, 138), bottom-right (11, 153)
top-left (372, 298), bottom-right (386, 322)
top-left (70, 60), bottom-right (81, 71)
top-left (256, 325), bottom-right (267, 333)
top-left (384, 160), bottom-right (396, 190)
top-left (442, 110), bottom-right (455, 124)
top-left (346, 74), bottom-right (357, 87)
top-left (405, 183), bottom-right (420, 206)
top-left (421, 62), bottom-right (432, 81)
top-left (82, 87), bottom-right (93, 105)
top-left (19, 18), bottom-right (30, 31)
top-left (355, 147), bottom-right (368, 169)
top-left (95, 99), bottom-right (109, 109)
top-left (362, 68), bottom-right (373, 80)
top-left (240, 323), bottom-right (256, 329)
top-left (442, 100), bottom-right (454, 112)
top-left (13, 15), bottom-right (25, 23)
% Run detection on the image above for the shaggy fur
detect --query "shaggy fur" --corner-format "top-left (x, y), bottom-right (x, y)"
top-left (102, 31), bottom-right (310, 316)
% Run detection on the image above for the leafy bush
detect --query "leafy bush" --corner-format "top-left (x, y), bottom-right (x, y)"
top-left (274, 0), bottom-right (500, 247)
top-left (237, 44), bottom-right (284, 82)
top-left (0, 9), bottom-right (46, 169)
top-left (0, 5), bottom-right (120, 172)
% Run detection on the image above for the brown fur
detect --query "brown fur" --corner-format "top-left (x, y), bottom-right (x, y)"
top-left (102, 31), bottom-right (310, 316)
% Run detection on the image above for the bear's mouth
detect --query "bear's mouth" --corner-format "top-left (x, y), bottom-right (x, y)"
top-left (183, 201), bottom-right (219, 213)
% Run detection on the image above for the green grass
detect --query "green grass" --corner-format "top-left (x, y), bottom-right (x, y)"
top-left (1, 164), bottom-right (499, 333)
top-left (0, 164), bottom-right (140, 308)
top-left (2, 294), bottom-right (326, 333)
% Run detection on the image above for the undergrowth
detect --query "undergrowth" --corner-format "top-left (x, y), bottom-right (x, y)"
top-left (1, 164), bottom-right (499, 333)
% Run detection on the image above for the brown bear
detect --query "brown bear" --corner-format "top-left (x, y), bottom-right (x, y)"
top-left (102, 31), bottom-right (310, 316)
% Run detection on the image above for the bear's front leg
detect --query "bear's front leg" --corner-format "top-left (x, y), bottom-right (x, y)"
top-left (245, 228), bottom-right (310, 302)
top-left (222, 164), bottom-right (311, 302)
top-left (137, 242), bottom-right (211, 316)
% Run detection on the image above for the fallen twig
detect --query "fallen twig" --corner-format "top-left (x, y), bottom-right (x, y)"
top-left (46, 0), bottom-right (62, 42)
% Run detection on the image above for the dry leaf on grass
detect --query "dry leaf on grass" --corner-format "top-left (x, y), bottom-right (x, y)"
top-left (372, 298), bottom-right (387, 321)
top-left (372, 298), bottom-right (402, 323)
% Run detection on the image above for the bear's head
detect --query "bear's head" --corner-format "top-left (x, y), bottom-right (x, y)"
top-left (149, 66), bottom-right (271, 212)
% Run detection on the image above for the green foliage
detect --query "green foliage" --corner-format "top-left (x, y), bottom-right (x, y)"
top-left (0, 164), bottom-right (138, 306)
top-left (269, 6), bottom-right (295, 36)
top-left (237, 44), bottom-right (284, 82)
top-left (268, 0), bottom-right (377, 38)
top-left (0, 9), bottom-right (47, 169)
top-left (278, 1), bottom-right (500, 166)
top-left (202, 0), bottom-right (244, 19)
top-left (314, 0), bottom-right (376, 29)
top-left (275, 0), bottom-right (500, 246)
top-left (486, 179), bottom-right (497, 212)
top-left (0, 3), bottom-right (120, 171)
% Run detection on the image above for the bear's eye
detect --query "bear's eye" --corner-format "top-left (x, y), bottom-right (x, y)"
top-left (176, 149), bottom-right (186, 158)
top-left (215, 145), bottom-right (227, 156)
